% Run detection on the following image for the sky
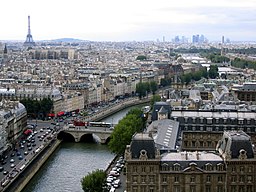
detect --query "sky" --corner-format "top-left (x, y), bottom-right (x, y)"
top-left (1, 0), bottom-right (256, 42)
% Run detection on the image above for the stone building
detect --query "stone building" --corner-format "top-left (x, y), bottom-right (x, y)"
top-left (0, 100), bottom-right (27, 157)
top-left (125, 131), bottom-right (256, 192)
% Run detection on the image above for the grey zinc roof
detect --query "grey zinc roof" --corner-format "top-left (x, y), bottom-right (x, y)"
top-left (161, 151), bottom-right (224, 170)
top-left (218, 131), bottom-right (254, 159)
top-left (147, 119), bottom-right (179, 150)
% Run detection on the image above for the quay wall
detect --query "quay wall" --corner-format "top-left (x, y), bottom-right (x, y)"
top-left (5, 139), bottom-right (62, 192)
top-left (90, 98), bottom-right (150, 122)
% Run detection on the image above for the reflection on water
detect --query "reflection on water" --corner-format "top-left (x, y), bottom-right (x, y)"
top-left (22, 143), bottom-right (115, 192)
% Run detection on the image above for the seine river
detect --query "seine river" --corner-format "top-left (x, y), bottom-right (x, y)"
top-left (22, 104), bottom-right (146, 192)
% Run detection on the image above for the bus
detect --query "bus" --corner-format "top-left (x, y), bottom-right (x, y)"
top-left (88, 122), bottom-right (112, 128)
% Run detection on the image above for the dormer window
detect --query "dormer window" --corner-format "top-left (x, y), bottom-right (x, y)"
top-left (173, 163), bottom-right (181, 171)
top-left (205, 163), bottom-right (213, 171)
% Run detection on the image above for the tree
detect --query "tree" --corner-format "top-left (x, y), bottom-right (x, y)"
top-left (108, 108), bottom-right (146, 155)
top-left (150, 81), bottom-right (158, 94)
top-left (20, 98), bottom-right (53, 119)
top-left (208, 65), bottom-right (219, 79)
top-left (136, 55), bottom-right (147, 61)
top-left (81, 169), bottom-right (108, 192)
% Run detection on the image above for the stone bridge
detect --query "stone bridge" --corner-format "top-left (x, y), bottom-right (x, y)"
top-left (58, 127), bottom-right (113, 144)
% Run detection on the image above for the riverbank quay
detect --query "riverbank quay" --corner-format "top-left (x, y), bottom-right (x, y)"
top-left (87, 97), bottom-right (151, 122)
top-left (2, 138), bottom-right (62, 192)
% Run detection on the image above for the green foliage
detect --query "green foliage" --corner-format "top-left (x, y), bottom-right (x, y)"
top-left (203, 53), bottom-right (230, 63)
top-left (180, 67), bottom-right (208, 85)
top-left (208, 65), bottom-right (219, 79)
top-left (160, 78), bottom-right (171, 87)
top-left (136, 55), bottom-right (147, 61)
top-left (150, 81), bottom-right (158, 94)
top-left (136, 81), bottom-right (158, 98)
top-left (81, 169), bottom-right (108, 192)
top-left (20, 98), bottom-right (53, 118)
top-left (231, 58), bottom-right (256, 70)
top-left (108, 108), bottom-right (146, 155)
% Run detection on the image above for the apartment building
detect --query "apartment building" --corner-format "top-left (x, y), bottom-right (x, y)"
top-left (125, 131), bottom-right (256, 192)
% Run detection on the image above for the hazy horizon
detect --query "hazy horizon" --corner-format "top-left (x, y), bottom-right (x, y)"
top-left (1, 0), bottom-right (256, 42)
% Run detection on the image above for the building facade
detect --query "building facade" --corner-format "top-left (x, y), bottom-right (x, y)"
top-left (125, 131), bottom-right (256, 192)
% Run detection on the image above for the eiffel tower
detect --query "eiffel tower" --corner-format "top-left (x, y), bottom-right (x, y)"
top-left (24, 15), bottom-right (36, 47)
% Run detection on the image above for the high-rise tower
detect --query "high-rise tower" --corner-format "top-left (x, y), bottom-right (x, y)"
top-left (24, 15), bottom-right (36, 47)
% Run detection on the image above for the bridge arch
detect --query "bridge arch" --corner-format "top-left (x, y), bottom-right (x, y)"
top-left (57, 131), bottom-right (75, 142)
top-left (80, 133), bottom-right (94, 143)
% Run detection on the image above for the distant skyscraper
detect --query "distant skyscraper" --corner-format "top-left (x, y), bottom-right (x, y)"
top-left (24, 15), bottom-right (36, 47)
top-left (222, 36), bottom-right (225, 44)
top-left (163, 36), bottom-right (165, 42)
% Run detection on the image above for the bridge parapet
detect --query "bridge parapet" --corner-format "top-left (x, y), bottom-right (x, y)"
top-left (61, 128), bottom-right (113, 144)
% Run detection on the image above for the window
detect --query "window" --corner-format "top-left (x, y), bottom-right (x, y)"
top-left (174, 176), bottom-right (179, 183)
top-left (150, 166), bottom-right (154, 172)
top-left (206, 175), bottom-right (211, 182)
top-left (133, 166), bottom-right (137, 172)
top-left (141, 175), bottom-right (146, 183)
top-left (162, 176), bottom-right (167, 183)
top-left (174, 186), bottom-right (180, 192)
top-left (217, 185), bottom-right (223, 192)
top-left (141, 186), bottom-right (147, 192)
top-left (141, 166), bottom-right (146, 172)
top-left (231, 166), bottom-right (236, 172)
top-left (133, 176), bottom-right (138, 183)
top-left (132, 187), bottom-right (138, 192)
top-left (162, 164), bottom-right (169, 171)
top-left (149, 187), bottom-right (154, 192)
top-left (248, 166), bottom-right (252, 173)
top-left (205, 163), bottom-right (213, 171)
top-left (217, 163), bottom-right (224, 171)
top-left (240, 166), bottom-right (244, 173)
top-left (162, 186), bottom-right (167, 192)
top-left (231, 186), bottom-right (236, 192)
top-left (218, 175), bottom-right (223, 182)
top-left (206, 185), bottom-right (211, 192)
top-left (231, 175), bottom-right (236, 183)
top-left (149, 176), bottom-right (154, 183)
top-left (239, 175), bottom-right (245, 183)
top-left (247, 175), bottom-right (252, 183)
top-left (190, 176), bottom-right (195, 183)
top-left (174, 163), bottom-right (181, 171)
top-left (190, 185), bottom-right (196, 192)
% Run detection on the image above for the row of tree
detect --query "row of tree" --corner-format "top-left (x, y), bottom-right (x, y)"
top-left (81, 107), bottom-right (149, 191)
top-left (136, 81), bottom-right (158, 98)
top-left (202, 53), bottom-right (230, 63)
top-left (108, 108), bottom-right (147, 155)
top-left (180, 66), bottom-right (219, 85)
top-left (231, 58), bottom-right (256, 70)
top-left (20, 98), bottom-right (53, 119)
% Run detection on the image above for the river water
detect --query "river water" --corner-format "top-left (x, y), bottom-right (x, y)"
top-left (22, 104), bottom-right (147, 192)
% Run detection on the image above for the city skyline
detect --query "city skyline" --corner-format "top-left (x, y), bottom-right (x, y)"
top-left (1, 0), bottom-right (256, 42)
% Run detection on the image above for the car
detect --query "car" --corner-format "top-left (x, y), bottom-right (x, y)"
top-left (20, 145), bottom-right (25, 149)
top-left (40, 129), bottom-right (44, 132)
top-left (11, 153), bottom-right (15, 157)
top-left (24, 151), bottom-right (28, 155)
top-left (28, 147), bottom-right (32, 151)
top-left (27, 143), bottom-right (31, 147)
top-left (10, 164), bottom-right (15, 168)
top-left (32, 143), bottom-right (36, 147)
top-left (17, 151), bottom-right (21, 156)
top-left (10, 159), bottom-right (15, 163)
top-left (18, 155), bottom-right (23, 160)
top-left (3, 171), bottom-right (8, 175)
top-left (1, 161), bottom-right (6, 165)
top-left (0, 167), bottom-right (4, 172)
